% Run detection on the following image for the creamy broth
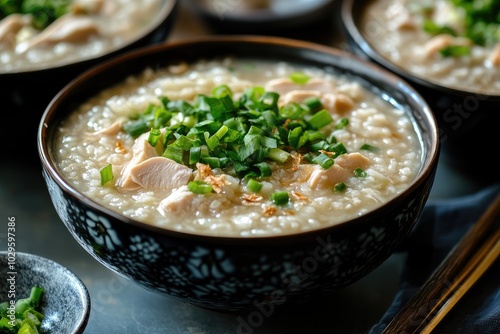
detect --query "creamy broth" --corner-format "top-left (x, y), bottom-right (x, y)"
top-left (0, 0), bottom-right (164, 73)
top-left (55, 58), bottom-right (422, 237)
top-left (360, 0), bottom-right (500, 94)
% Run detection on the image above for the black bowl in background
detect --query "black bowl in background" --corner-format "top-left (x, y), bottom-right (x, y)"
top-left (1, 0), bottom-right (178, 161)
top-left (0, 251), bottom-right (90, 334)
top-left (38, 36), bottom-right (439, 312)
top-left (340, 0), bottom-right (500, 146)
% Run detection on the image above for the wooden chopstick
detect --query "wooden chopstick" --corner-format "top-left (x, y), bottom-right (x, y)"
top-left (381, 192), bottom-right (500, 334)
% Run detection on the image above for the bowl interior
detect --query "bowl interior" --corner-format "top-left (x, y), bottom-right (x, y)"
top-left (39, 36), bottom-right (439, 241)
top-left (0, 252), bottom-right (90, 334)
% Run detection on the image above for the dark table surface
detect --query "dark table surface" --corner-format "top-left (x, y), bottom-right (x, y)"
top-left (1, 1), bottom-right (497, 333)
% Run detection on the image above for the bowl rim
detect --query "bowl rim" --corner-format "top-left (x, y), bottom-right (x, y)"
top-left (0, 251), bottom-right (91, 334)
top-left (185, 0), bottom-right (336, 25)
top-left (0, 0), bottom-right (178, 76)
top-left (38, 35), bottom-right (440, 244)
top-left (340, 0), bottom-right (500, 100)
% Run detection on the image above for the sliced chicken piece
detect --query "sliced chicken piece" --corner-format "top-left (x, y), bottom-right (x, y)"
top-left (322, 93), bottom-right (355, 114)
top-left (86, 120), bottom-right (124, 137)
top-left (335, 152), bottom-right (370, 171)
top-left (21, 15), bottom-right (99, 51)
top-left (0, 14), bottom-right (30, 47)
top-left (265, 78), bottom-right (301, 95)
top-left (265, 77), bottom-right (336, 96)
top-left (488, 44), bottom-right (500, 67)
top-left (157, 185), bottom-right (196, 216)
top-left (158, 185), bottom-right (231, 216)
top-left (422, 35), bottom-right (470, 58)
top-left (423, 34), bottom-right (454, 58)
top-left (117, 132), bottom-right (159, 190)
top-left (129, 157), bottom-right (192, 192)
top-left (280, 90), bottom-right (322, 106)
top-left (308, 153), bottom-right (370, 189)
top-left (308, 164), bottom-right (351, 190)
top-left (275, 164), bottom-right (316, 186)
top-left (71, 0), bottom-right (104, 14)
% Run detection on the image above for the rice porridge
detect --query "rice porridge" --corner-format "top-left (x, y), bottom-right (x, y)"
top-left (360, 0), bottom-right (500, 94)
top-left (0, 0), bottom-right (164, 73)
top-left (55, 58), bottom-right (423, 237)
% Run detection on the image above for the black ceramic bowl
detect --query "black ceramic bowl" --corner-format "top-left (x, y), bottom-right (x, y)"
top-left (341, 0), bottom-right (500, 143)
top-left (2, 0), bottom-right (178, 162)
top-left (0, 0), bottom-right (178, 112)
top-left (38, 36), bottom-right (439, 312)
top-left (0, 251), bottom-right (90, 334)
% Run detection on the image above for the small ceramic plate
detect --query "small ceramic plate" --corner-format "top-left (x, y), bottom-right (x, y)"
top-left (0, 251), bottom-right (90, 334)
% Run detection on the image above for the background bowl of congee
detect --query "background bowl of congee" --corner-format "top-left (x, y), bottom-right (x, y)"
top-left (341, 0), bottom-right (500, 143)
top-left (38, 36), bottom-right (439, 312)
top-left (0, 0), bottom-right (178, 159)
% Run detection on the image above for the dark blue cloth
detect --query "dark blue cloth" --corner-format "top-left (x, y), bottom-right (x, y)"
top-left (370, 184), bottom-right (500, 334)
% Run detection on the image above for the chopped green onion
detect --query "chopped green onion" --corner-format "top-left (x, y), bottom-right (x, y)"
top-left (148, 128), bottom-right (162, 147)
top-left (247, 179), bottom-right (263, 193)
top-left (267, 147), bottom-right (290, 163)
top-left (254, 161), bottom-right (272, 177)
top-left (100, 164), bottom-right (114, 186)
top-left (307, 109), bottom-right (333, 129)
top-left (335, 117), bottom-right (349, 129)
top-left (303, 96), bottom-right (323, 112)
top-left (289, 72), bottom-right (310, 84)
top-left (360, 143), bottom-right (379, 152)
top-left (1, 286), bottom-right (45, 334)
top-left (270, 191), bottom-right (290, 206)
top-left (354, 168), bottom-right (367, 177)
top-left (312, 153), bottom-right (334, 169)
top-left (439, 45), bottom-right (470, 57)
top-left (333, 182), bottom-right (347, 193)
top-left (188, 181), bottom-right (213, 194)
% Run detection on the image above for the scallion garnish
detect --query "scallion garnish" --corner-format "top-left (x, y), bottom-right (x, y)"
top-left (100, 164), bottom-right (114, 186)
top-left (335, 117), bottom-right (349, 129)
top-left (188, 180), bottom-right (213, 194)
top-left (123, 83), bottom-right (352, 187)
top-left (247, 179), bottom-right (263, 193)
top-left (353, 168), bottom-right (367, 178)
top-left (439, 45), bottom-right (470, 57)
top-left (270, 191), bottom-right (290, 206)
top-left (289, 72), bottom-right (310, 84)
top-left (334, 182), bottom-right (347, 193)
top-left (360, 143), bottom-right (379, 152)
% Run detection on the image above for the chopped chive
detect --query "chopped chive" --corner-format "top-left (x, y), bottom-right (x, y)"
top-left (335, 117), bottom-right (349, 129)
top-left (312, 153), bottom-right (334, 169)
top-left (188, 180), bottom-right (213, 194)
top-left (267, 147), bottom-right (290, 163)
top-left (303, 96), bottom-right (323, 112)
top-left (360, 143), bottom-right (379, 152)
top-left (307, 109), bottom-right (333, 129)
top-left (247, 179), bottom-right (263, 193)
top-left (148, 128), bottom-right (162, 147)
top-left (100, 164), bottom-right (113, 186)
top-left (354, 168), bottom-right (367, 177)
top-left (334, 182), bottom-right (347, 192)
top-left (289, 72), bottom-right (310, 84)
top-left (439, 45), bottom-right (470, 57)
top-left (270, 191), bottom-right (290, 206)
top-left (254, 161), bottom-right (272, 177)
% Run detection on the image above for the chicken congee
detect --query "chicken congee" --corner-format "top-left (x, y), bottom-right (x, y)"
top-left (360, 0), bottom-right (500, 94)
top-left (0, 0), bottom-right (162, 72)
top-left (55, 58), bottom-right (422, 237)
